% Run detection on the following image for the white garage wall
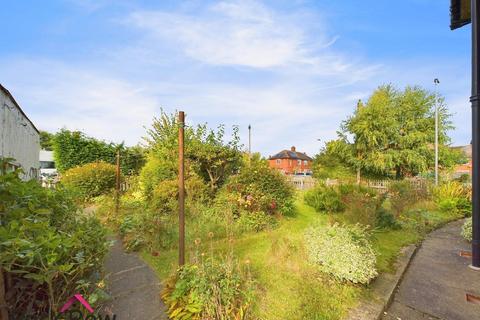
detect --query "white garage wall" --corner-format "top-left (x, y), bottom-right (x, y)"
top-left (0, 88), bottom-right (40, 180)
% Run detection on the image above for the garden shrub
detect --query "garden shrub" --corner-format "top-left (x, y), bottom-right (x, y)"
top-left (462, 218), bottom-right (472, 242)
top-left (0, 170), bottom-right (109, 317)
top-left (342, 188), bottom-right (383, 227)
top-left (433, 181), bottom-right (471, 216)
top-left (236, 211), bottom-right (278, 232)
top-left (304, 183), bottom-right (344, 213)
top-left (305, 223), bottom-right (378, 284)
top-left (388, 181), bottom-right (421, 217)
top-left (216, 161), bottom-right (295, 232)
top-left (375, 207), bottom-right (401, 230)
top-left (162, 257), bottom-right (255, 320)
top-left (61, 161), bottom-right (116, 200)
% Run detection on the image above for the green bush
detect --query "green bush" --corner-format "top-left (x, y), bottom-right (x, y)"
top-left (61, 161), bottom-right (117, 200)
top-left (236, 211), bottom-right (277, 232)
top-left (304, 183), bottom-right (344, 213)
top-left (0, 170), bottom-right (109, 317)
top-left (342, 189), bottom-right (383, 228)
top-left (216, 160), bottom-right (294, 232)
top-left (462, 218), bottom-right (472, 242)
top-left (305, 223), bottom-right (378, 284)
top-left (162, 257), bottom-right (255, 320)
top-left (388, 181), bottom-right (424, 217)
top-left (433, 181), bottom-right (471, 216)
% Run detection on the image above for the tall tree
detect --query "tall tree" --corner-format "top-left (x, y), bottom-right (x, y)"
top-left (39, 130), bottom-right (54, 150)
top-left (142, 110), bottom-right (242, 192)
top-left (327, 85), bottom-right (460, 179)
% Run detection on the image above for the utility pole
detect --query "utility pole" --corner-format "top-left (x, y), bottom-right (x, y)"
top-left (434, 78), bottom-right (440, 186)
top-left (248, 124), bottom-right (252, 160)
top-left (178, 111), bottom-right (186, 266)
top-left (115, 149), bottom-right (120, 214)
top-left (471, 0), bottom-right (480, 270)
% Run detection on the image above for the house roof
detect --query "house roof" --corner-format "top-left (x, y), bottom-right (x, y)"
top-left (269, 149), bottom-right (313, 161)
top-left (451, 144), bottom-right (472, 158)
top-left (0, 83), bottom-right (39, 134)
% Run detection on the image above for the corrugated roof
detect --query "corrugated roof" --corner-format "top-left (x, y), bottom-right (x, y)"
top-left (0, 83), bottom-right (39, 134)
top-left (269, 149), bottom-right (313, 161)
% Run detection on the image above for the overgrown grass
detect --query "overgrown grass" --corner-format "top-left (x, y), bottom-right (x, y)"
top-left (140, 193), bottom-right (463, 319)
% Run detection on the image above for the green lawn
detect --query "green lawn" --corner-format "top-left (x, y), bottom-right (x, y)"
top-left (141, 195), bottom-right (461, 320)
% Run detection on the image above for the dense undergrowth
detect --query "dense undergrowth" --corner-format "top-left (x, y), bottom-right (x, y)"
top-left (0, 168), bottom-right (109, 318)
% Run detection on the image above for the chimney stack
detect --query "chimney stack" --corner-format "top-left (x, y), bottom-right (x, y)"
top-left (291, 146), bottom-right (296, 152)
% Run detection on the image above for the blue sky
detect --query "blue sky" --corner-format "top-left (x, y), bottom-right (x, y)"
top-left (0, 0), bottom-right (472, 156)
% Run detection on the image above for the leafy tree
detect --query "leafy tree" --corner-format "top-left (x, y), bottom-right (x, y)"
top-left (142, 110), bottom-right (242, 193)
top-left (189, 124), bottom-right (241, 190)
top-left (52, 129), bottom-right (145, 174)
top-left (326, 85), bottom-right (460, 179)
top-left (39, 130), bottom-right (54, 150)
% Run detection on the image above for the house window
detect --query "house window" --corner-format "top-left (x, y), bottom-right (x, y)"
top-left (297, 160), bottom-right (302, 165)
top-left (276, 159), bottom-right (281, 165)
top-left (304, 160), bottom-right (308, 165)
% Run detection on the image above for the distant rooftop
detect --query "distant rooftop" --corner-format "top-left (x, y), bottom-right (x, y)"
top-left (269, 146), bottom-right (313, 161)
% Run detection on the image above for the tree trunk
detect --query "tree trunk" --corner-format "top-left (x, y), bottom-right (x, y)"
top-left (356, 167), bottom-right (361, 185)
top-left (0, 268), bottom-right (8, 320)
top-left (395, 166), bottom-right (402, 180)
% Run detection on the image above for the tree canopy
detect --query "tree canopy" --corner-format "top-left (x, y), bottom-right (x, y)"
top-left (141, 110), bottom-right (242, 193)
top-left (52, 129), bottom-right (145, 174)
top-left (324, 85), bottom-right (464, 179)
top-left (39, 130), bottom-right (54, 150)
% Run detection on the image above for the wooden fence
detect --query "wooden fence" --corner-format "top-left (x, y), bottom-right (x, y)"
top-left (286, 176), bottom-right (430, 192)
top-left (287, 176), bottom-right (317, 190)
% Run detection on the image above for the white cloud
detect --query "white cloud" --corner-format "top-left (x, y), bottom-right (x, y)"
top-left (1, 0), bottom-right (470, 158)
top-left (0, 59), bottom-right (159, 146)
top-left (126, 0), bottom-right (373, 77)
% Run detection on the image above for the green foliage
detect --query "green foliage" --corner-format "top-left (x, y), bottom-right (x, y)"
top-left (462, 218), bottom-right (472, 242)
top-left (433, 181), bottom-right (471, 216)
top-left (305, 223), bottom-right (378, 284)
top-left (0, 170), bottom-right (108, 317)
top-left (342, 190), bottom-right (386, 228)
top-left (162, 257), bottom-right (255, 320)
top-left (312, 146), bottom-right (355, 181)
top-left (236, 211), bottom-right (277, 232)
top-left (141, 110), bottom-right (242, 196)
top-left (218, 158), bottom-right (295, 229)
top-left (388, 181), bottom-right (427, 217)
top-left (304, 183), bottom-right (344, 213)
top-left (52, 129), bottom-right (145, 174)
top-left (326, 85), bottom-right (459, 179)
top-left (39, 130), bottom-right (54, 150)
top-left (61, 162), bottom-right (117, 200)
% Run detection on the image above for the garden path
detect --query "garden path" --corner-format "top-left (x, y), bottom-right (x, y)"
top-left (382, 219), bottom-right (480, 320)
top-left (100, 237), bottom-right (168, 319)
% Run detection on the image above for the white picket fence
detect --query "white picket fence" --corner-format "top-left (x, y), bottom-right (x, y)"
top-left (287, 176), bottom-right (317, 190)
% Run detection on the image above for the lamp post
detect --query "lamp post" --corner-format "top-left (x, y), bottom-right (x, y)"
top-left (248, 124), bottom-right (252, 159)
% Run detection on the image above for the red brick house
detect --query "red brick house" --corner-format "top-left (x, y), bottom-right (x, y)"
top-left (268, 146), bottom-right (313, 175)
top-left (452, 144), bottom-right (472, 178)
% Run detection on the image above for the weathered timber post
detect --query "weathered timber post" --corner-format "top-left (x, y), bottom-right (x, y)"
top-left (178, 111), bottom-right (186, 266)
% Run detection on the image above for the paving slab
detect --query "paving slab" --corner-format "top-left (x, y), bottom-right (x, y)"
top-left (382, 219), bottom-right (480, 320)
top-left (100, 238), bottom-right (168, 320)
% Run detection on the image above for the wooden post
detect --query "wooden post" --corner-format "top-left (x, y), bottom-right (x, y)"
top-left (115, 149), bottom-right (120, 214)
top-left (0, 268), bottom-right (8, 320)
top-left (178, 111), bottom-right (186, 266)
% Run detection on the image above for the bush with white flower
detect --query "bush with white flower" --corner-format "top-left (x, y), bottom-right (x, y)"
top-left (305, 223), bottom-right (378, 284)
